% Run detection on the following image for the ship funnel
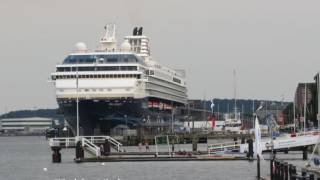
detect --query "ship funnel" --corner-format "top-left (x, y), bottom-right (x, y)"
top-left (99, 24), bottom-right (117, 52)
top-left (133, 27), bottom-right (138, 36)
top-left (138, 27), bottom-right (143, 35)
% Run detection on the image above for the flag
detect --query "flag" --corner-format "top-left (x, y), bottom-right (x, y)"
top-left (255, 116), bottom-right (264, 160)
top-left (210, 115), bottom-right (216, 129)
top-left (210, 99), bottom-right (215, 110)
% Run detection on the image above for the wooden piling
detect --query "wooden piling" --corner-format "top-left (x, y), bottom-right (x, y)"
top-left (284, 162), bottom-right (288, 180)
top-left (75, 141), bottom-right (84, 159)
top-left (290, 165), bottom-right (297, 180)
top-left (247, 139), bottom-right (254, 160)
top-left (52, 147), bottom-right (61, 163)
top-left (257, 155), bottom-right (260, 180)
top-left (303, 146), bottom-right (308, 160)
top-left (270, 159), bottom-right (274, 180)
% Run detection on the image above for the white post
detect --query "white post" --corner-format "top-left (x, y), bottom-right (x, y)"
top-left (76, 66), bottom-right (80, 138)
top-left (233, 70), bottom-right (237, 121)
top-left (252, 100), bottom-right (255, 129)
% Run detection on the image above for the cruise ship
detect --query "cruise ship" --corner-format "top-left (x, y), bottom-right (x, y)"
top-left (50, 25), bottom-right (188, 135)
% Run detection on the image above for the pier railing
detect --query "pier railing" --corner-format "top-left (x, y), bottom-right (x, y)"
top-left (208, 141), bottom-right (241, 156)
top-left (49, 136), bottom-right (123, 152)
top-left (49, 137), bottom-right (77, 147)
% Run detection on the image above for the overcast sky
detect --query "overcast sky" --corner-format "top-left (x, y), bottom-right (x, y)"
top-left (1, 0), bottom-right (320, 113)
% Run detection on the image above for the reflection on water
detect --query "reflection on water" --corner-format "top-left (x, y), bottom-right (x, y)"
top-left (0, 136), bottom-right (311, 180)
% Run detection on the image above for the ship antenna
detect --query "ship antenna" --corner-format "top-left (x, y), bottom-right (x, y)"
top-left (100, 23), bottom-right (117, 51)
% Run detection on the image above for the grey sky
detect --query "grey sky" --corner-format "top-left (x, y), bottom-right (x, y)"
top-left (1, 0), bottom-right (320, 113)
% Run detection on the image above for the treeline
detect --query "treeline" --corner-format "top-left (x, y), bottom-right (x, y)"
top-left (0, 108), bottom-right (62, 119)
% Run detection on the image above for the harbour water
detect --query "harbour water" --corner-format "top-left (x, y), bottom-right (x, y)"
top-left (0, 136), bottom-right (311, 180)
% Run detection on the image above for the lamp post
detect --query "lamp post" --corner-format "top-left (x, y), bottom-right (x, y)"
top-left (76, 66), bottom-right (80, 139)
top-left (63, 126), bottom-right (68, 137)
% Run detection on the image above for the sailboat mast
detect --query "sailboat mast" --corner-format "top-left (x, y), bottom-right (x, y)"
top-left (233, 70), bottom-right (237, 120)
top-left (293, 95), bottom-right (296, 133)
top-left (304, 84), bottom-right (307, 135)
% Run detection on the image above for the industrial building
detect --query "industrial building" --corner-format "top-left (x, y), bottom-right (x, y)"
top-left (0, 117), bottom-right (53, 134)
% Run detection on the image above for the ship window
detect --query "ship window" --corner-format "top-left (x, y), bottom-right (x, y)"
top-left (57, 67), bottom-right (71, 72)
top-left (78, 67), bottom-right (95, 71)
top-left (107, 58), bottom-right (117, 63)
top-left (63, 54), bottom-right (141, 64)
top-left (150, 70), bottom-right (154, 75)
top-left (173, 77), bottom-right (181, 84)
top-left (120, 66), bottom-right (137, 71)
top-left (97, 66), bottom-right (120, 71)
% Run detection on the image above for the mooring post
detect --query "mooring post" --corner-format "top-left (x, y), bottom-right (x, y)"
top-left (290, 166), bottom-right (297, 180)
top-left (280, 161), bottom-right (284, 180)
top-left (103, 139), bottom-right (111, 156)
top-left (288, 164), bottom-right (293, 180)
top-left (303, 146), bottom-right (308, 160)
top-left (75, 140), bottom-right (84, 159)
top-left (257, 155), bottom-right (261, 180)
top-left (284, 162), bottom-right (289, 180)
top-left (247, 139), bottom-right (254, 160)
top-left (274, 160), bottom-right (279, 179)
top-left (270, 158), bottom-right (274, 180)
top-left (52, 147), bottom-right (61, 163)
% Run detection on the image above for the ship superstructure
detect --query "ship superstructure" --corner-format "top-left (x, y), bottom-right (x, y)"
top-left (50, 25), bottom-right (187, 135)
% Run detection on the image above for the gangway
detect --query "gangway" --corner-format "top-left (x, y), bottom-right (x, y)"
top-left (49, 136), bottom-right (124, 157)
top-left (82, 137), bottom-right (101, 157)
top-left (239, 131), bottom-right (320, 153)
